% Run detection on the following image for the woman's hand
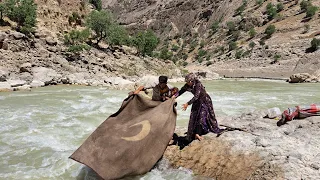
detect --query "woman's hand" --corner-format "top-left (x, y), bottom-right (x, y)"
top-left (182, 103), bottom-right (188, 111)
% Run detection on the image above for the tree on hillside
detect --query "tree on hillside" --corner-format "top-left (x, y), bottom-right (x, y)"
top-left (132, 29), bottom-right (159, 57)
top-left (64, 28), bottom-right (91, 53)
top-left (266, 3), bottom-right (278, 20)
top-left (264, 25), bottom-right (276, 38)
top-left (249, 28), bottom-right (257, 38)
top-left (106, 24), bottom-right (130, 46)
top-left (86, 10), bottom-right (114, 44)
top-left (3, 0), bottom-right (37, 34)
top-left (310, 38), bottom-right (320, 51)
top-left (306, 5), bottom-right (318, 18)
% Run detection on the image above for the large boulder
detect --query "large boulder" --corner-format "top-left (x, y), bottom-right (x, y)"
top-left (104, 77), bottom-right (135, 90)
top-left (20, 63), bottom-right (32, 73)
top-left (0, 67), bottom-right (9, 82)
top-left (7, 80), bottom-right (26, 87)
top-left (30, 80), bottom-right (45, 88)
top-left (66, 72), bottom-right (91, 85)
top-left (0, 82), bottom-right (11, 91)
top-left (288, 73), bottom-right (319, 83)
top-left (32, 67), bottom-right (60, 85)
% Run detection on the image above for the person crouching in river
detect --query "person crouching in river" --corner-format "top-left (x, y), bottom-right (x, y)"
top-left (175, 73), bottom-right (223, 141)
top-left (130, 76), bottom-right (177, 102)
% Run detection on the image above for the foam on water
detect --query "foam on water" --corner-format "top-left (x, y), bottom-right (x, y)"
top-left (0, 82), bottom-right (320, 179)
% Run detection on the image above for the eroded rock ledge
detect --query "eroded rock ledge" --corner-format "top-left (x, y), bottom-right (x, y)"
top-left (164, 111), bottom-right (320, 179)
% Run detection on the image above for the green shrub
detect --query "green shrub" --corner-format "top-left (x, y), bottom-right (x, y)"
top-left (235, 49), bottom-right (243, 59)
top-left (227, 21), bottom-right (236, 35)
top-left (259, 39), bottom-right (265, 45)
top-left (89, 0), bottom-right (102, 11)
top-left (231, 30), bottom-right (240, 41)
top-left (182, 61), bottom-right (188, 67)
top-left (200, 41), bottom-right (205, 48)
top-left (274, 54), bottom-right (281, 61)
top-left (249, 28), bottom-right (257, 38)
top-left (265, 25), bottom-right (276, 38)
top-left (86, 10), bottom-right (114, 44)
top-left (64, 28), bottom-right (91, 53)
top-left (300, 0), bottom-right (312, 12)
top-left (266, 3), bottom-right (278, 20)
top-left (4, 0), bottom-right (37, 34)
top-left (235, 0), bottom-right (247, 16)
top-left (217, 45), bottom-right (225, 54)
top-left (171, 44), bottom-right (180, 52)
top-left (159, 47), bottom-right (173, 60)
top-left (64, 28), bottom-right (90, 45)
top-left (107, 24), bottom-right (130, 46)
top-left (256, 0), bottom-right (264, 7)
top-left (310, 38), bottom-right (320, 51)
top-left (242, 50), bottom-right (251, 57)
top-left (306, 5), bottom-right (318, 18)
top-left (68, 12), bottom-right (81, 25)
top-left (132, 29), bottom-right (159, 57)
top-left (182, 53), bottom-right (188, 60)
top-left (276, 3), bottom-right (284, 12)
top-left (210, 21), bottom-right (219, 34)
top-left (197, 57), bottom-right (203, 63)
top-left (228, 41), bottom-right (237, 51)
top-left (249, 41), bottom-right (256, 49)
top-left (197, 49), bottom-right (207, 58)
top-left (189, 40), bottom-right (198, 52)
top-left (67, 44), bottom-right (91, 53)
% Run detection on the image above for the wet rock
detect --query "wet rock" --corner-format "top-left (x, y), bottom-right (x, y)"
top-left (288, 73), bottom-right (319, 83)
top-left (32, 67), bottom-right (59, 85)
top-left (13, 84), bottom-right (31, 91)
top-left (0, 82), bottom-right (11, 91)
top-left (30, 80), bottom-right (45, 88)
top-left (7, 80), bottom-right (26, 87)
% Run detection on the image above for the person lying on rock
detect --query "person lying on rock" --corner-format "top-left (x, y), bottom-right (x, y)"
top-left (173, 73), bottom-right (224, 141)
top-left (130, 76), bottom-right (178, 102)
top-left (277, 103), bottom-right (320, 126)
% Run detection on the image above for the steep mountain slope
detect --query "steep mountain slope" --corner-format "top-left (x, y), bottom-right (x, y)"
top-left (104, 0), bottom-right (320, 78)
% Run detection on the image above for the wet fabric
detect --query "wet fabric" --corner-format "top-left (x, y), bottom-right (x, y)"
top-left (69, 94), bottom-right (177, 180)
top-left (178, 80), bottom-right (223, 141)
top-left (282, 103), bottom-right (320, 121)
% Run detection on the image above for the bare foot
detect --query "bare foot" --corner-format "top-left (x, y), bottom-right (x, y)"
top-left (195, 134), bottom-right (203, 141)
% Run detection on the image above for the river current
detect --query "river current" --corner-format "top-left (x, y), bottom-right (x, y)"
top-left (1, 79), bottom-right (319, 179)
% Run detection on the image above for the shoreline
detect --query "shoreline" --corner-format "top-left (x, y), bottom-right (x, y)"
top-left (0, 74), bottom-right (315, 93)
top-left (0, 75), bottom-right (291, 92)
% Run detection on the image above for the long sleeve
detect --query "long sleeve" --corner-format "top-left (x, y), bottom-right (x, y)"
top-left (187, 82), bottom-right (201, 105)
top-left (177, 84), bottom-right (187, 98)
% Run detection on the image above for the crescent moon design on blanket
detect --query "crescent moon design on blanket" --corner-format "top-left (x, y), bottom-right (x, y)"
top-left (121, 120), bottom-right (151, 141)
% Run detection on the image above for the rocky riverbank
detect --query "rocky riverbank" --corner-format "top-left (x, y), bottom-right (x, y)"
top-left (164, 110), bottom-right (320, 180)
top-left (1, 27), bottom-right (320, 92)
top-left (0, 29), bottom-right (186, 92)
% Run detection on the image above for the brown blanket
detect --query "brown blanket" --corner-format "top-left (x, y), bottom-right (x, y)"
top-left (70, 94), bottom-right (177, 179)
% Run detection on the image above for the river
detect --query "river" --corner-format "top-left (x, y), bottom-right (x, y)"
top-left (1, 79), bottom-right (319, 179)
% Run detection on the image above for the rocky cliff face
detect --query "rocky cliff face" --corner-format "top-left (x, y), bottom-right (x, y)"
top-left (104, 0), bottom-right (320, 79)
